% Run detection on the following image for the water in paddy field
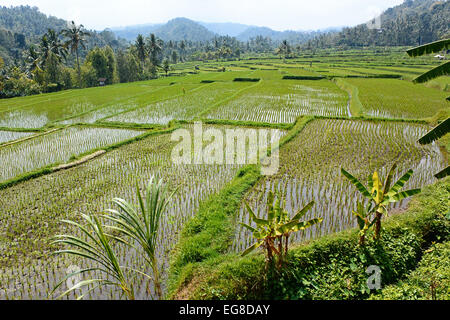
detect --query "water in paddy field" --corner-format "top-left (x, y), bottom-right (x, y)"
top-left (0, 126), bottom-right (247, 300)
top-left (231, 119), bottom-right (446, 253)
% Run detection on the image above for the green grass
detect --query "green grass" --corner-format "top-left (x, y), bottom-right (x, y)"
top-left (346, 78), bottom-right (449, 119)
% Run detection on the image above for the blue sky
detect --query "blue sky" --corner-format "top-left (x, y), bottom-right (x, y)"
top-left (2, 0), bottom-right (404, 31)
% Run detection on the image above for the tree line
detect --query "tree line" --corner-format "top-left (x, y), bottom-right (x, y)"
top-left (0, 21), bottom-right (286, 98)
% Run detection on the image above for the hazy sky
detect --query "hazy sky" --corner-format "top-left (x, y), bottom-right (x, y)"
top-left (2, 0), bottom-right (405, 31)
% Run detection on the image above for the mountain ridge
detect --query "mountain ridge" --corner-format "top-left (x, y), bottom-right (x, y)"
top-left (109, 17), bottom-right (335, 42)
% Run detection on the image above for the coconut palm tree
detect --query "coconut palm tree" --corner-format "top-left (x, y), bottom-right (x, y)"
top-left (147, 33), bottom-right (162, 66)
top-left (61, 21), bottom-right (90, 87)
top-left (25, 45), bottom-right (42, 77)
top-left (46, 28), bottom-right (68, 62)
top-left (135, 34), bottom-right (147, 73)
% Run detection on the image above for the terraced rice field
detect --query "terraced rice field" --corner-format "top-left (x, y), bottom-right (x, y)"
top-left (232, 119), bottom-right (445, 252)
top-left (345, 78), bottom-right (449, 119)
top-left (0, 125), bottom-right (281, 299)
top-left (0, 52), bottom-right (448, 300)
top-left (0, 127), bottom-right (143, 182)
top-left (206, 79), bottom-right (348, 122)
top-left (0, 130), bottom-right (35, 145)
top-left (104, 81), bottom-right (254, 124)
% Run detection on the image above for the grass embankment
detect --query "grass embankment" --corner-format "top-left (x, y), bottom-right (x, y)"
top-left (166, 116), bottom-right (314, 298)
top-left (333, 78), bottom-right (363, 117)
top-left (168, 174), bottom-right (449, 299)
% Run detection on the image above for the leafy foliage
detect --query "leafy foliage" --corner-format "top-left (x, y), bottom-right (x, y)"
top-left (341, 163), bottom-right (421, 240)
top-left (241, 190), bottom-right (322, 266)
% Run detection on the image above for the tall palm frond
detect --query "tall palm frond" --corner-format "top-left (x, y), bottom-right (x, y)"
top-left (61, 21), bottom-right (90, 87)
top-left (103, 176), bottom-right (177, 299)
top-left (419, 118), bottom-right (450, 145)
top-left (413, 61), bottom-right (450, 83)
top-left (406, 39), bottom-right (450, 57)
top-left (52, 214), bottom-right (134, 300)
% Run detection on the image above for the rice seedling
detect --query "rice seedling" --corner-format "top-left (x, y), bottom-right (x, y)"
top-left (0, 126), bottom-right (143, 182)
top-left (346, 78), bottom-right (449, 119)
top-left (0, 130), bottom-right (34, 145)
top-left (232, 119), bottom-right (445, 253)
top-left (206, 80), bottom-right (348, 123)
top-left (104, 82), bottom-right (253, 125)
top-left (0, 125), bottom-right (254, 299)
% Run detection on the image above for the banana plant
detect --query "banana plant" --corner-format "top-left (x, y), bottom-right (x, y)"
top-left (341, 163), bottom-right (421, 240)
top-left (241, 191), bottom-right (322, 267)
top-left (352, 201), bottom-right (375, 245)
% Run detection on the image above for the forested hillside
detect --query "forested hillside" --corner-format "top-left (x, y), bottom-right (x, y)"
top-left (0, 5), bottom-right (127, 65)
top-left (306, 0), bottom-right (449, 48)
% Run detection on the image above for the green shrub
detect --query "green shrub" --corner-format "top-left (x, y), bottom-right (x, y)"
top-left (233, 78), bottom-right (260, 82)
top-left (282, 75), bottom-right (325, 80)
top-left (370, 241), bottom-right (450, 300)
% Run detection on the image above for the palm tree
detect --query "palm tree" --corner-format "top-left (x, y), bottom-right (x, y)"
top-left (52, 214), bottom-right (135, 300)
top-left (162, 59), bottom-right (170, 76)
top-left (147, 33), bottom-right (162, 66)
top-left (104, 177), bottom-right (177, 299)
top-left (61, 21), bottom-right (90, 87)
top-left (135, 34), bottom-right (147, 73)
top-left (53, 177), bottom-right (176, 300)
top-left (46, 29), bottom-right (68, 62)
top-left (25, 45), bottom-right (42, 77)
top-left (418, 118), bottom-right (450, 179)
top-left (39, 34), bottom-right (51, 65)
top-left (276, 40), bottom-right (291, 59)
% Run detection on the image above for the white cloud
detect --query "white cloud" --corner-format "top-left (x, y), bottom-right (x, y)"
top-left (1, 0), bottom-right (404, 31)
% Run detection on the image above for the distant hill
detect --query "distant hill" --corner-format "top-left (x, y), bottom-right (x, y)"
top-left (308, 0), bottom-right (450, 47)
top-left (235, 26), bottom-right (322, 42)
top-left (110, 18), bottom-right (328, 43)
top-left (198, 22), bottom-right (250, 37)
top-left (110, 18), bottom-right (216, 42)
top-left (153, 18), bottom-right (216, 41)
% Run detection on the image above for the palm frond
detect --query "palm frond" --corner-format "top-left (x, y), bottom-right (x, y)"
top-left (406, 39), bottom-right (450, 57)
top-left (412, 61), bottom-right (450, 83)
top-left (435, 165), bottom-right (450, 179)
top-left (418, 117), bottom-right (450, 145)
